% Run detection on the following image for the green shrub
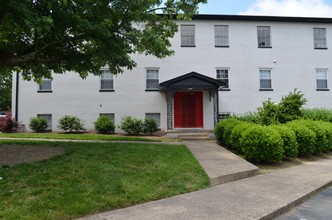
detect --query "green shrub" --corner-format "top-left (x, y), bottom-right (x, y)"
top-left (94, 115), bottom-right (115, 134)
top-left (241, 125), bottom-right (284, 163)
top-left (57, 115), bottom-right (85, 132)
top-left (271, 125), bottom-right (298, 158)
top-left (119, 116), bottom-right (143, 135)
top-left (320, 121), bottom-right (332, 151)
top-left (229, 122), bottom-right (253, 153)
top-left (278, 89), bottom-right (307, 123)
top-left (29, 117), bottom-right (48, 133)
top-left (142, 118), bottom-right (159, 135)
top-left (302, 108), bottom-right (332, 123)
top-left (214, 118), bottom-right (242, 145)
top-left (257, 98), bottom-right (280, 125)
top-left (301, 120), bottom-right (330, 153)
top-left (286, 121), bottom-right (316, 156)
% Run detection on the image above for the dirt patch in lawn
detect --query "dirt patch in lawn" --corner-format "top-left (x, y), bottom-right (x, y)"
top-left (0, 145), bottom-right (65, 167)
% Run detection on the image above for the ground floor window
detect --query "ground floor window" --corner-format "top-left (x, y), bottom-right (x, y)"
top-left (218, 112), bottom-right (231, 121)
top-left (100, 113), bottom-right (115, 123)
top-left (145, 113), bottom-right (160, 128)
top-left (37, 114), bottom-right (52, 130)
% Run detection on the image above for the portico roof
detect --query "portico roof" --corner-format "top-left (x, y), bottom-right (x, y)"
top-left (159, 71), bottom-right (226, 91)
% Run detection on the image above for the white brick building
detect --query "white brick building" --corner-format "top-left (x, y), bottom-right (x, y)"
top-left (12, 15), bottom-right (332, 132)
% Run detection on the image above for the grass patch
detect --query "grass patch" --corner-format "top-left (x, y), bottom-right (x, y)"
top-left (0, 132), bottom-right (159, 142)
top-left (0, 140), bottom-right (209, 220)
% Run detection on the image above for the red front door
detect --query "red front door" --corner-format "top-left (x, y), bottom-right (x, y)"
top-left (174, 91), bottom-right (203, 128)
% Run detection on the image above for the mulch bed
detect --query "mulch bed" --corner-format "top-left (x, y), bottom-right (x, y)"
top-left (0, 145), bottom-right (65, 167)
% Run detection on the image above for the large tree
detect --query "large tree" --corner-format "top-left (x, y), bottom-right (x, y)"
top-left (0, 0), bottom-right (206, 81)
top-left (0, 72), bottom-right (11, 111)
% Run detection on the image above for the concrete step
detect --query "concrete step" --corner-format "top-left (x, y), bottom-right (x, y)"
top-left (167, 132), bottom-right (216, 140)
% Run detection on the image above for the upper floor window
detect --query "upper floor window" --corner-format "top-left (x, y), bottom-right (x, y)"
top-left (257, 26), bottom-right (271, 48)
top-left (316, 69), bottom-right (329, 91)
top-left (38, 77), bottom-right (52, 92)
top-left (181, 25), bottom-right (195, 47)
top-left (314, 28), bottom-right (327, 49)
top-left (100, 70), bottom-right (114, 91)
top-left (216, 68), bottom-right (229, 90)
top-left (215, 25), bottom-right (229, 47)
top-left (259, 69), bottom-right (272, 90)
top-left (146, 69), bottom-right (159, 91)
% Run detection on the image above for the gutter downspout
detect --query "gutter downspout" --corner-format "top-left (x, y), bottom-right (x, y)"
top-left (15, 72), bottom-right (19, 121)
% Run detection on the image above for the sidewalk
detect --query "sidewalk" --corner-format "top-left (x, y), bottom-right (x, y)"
top-left (80, 154), bottom-right (332, 220)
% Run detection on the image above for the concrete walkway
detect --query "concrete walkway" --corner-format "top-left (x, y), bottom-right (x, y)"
top-left (80, 142), bottom-right (332, 220)
top-left (184, 141), bottom-right (259, 186)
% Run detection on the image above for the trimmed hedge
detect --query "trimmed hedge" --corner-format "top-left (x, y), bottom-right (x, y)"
top-left (229, 122), bottom-right (253, 153)
top-left (285, 121), bottom-right (316, 156)
top-left (214, 118), bottom-right (242, 145)
top-left (241, 125), bottom-right (284, 163)
top-left (271, 125), bottom-right (298, 158)
top-left (215, 117), bottom-right (332, 163)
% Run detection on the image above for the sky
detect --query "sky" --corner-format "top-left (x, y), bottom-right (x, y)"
top-left (198, 0), bottom-right (332, 17)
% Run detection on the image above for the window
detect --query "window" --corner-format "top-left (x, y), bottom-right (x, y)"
top-left (218, 113), bottom-right (231, 121)
top-left (181, 25), bottom-right (195, 47)
top-left (216, 68), bottom-right (230, 89)
top-left (314, 28), bottom-right (327, 49)
top-left (100, 70), bottom-right (114, 91)
top-left (146, 69), bottom-right (159, 90)
top-left (100, 113), bottom-right (115, 122)
top-left (37, 114), bottom-right (52, 130)
top-left (145, 113), bottom-right (161, 128)
top-left (257, 26), bottom-right (271, 48)
top-left (316, 69), bottom-right (329, 90)
top-left (215, 25), bottom-right (229, 47)
top-left (38, 77), bottom-right (52, 92)
top-left (259, 69), bottom-right (272, 90)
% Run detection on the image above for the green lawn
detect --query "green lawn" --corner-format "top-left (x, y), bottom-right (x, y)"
top-left (0, 141), bottom-right (209, 220)
top-left (0, 132), bottom-right (159, 142)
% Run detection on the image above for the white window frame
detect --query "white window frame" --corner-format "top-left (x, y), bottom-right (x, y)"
top-left (257, 26), bottom-right (271, 48)
top-left (146, 68), bottom-right (159, 90)
top-left (100, 70), bottom-right (114, 91)
top-left (38, 77), bottom-right (52, 92)
top-left (181, 25), bottom-right (195, 47)
top-left (314, 28), bottom-right (327, 49)
top-left (216, 68), bottom-right (230, 89)
top-left (316, 68), bottom-right (329, 90)
top-left (215, 25), bottom-right (229, 47)
top-left (145, 113), bottom-right (161, 128)
top-left (37, 114), bottom-right (52, 130)
top-left (259, 69), bottom-right (273, 90)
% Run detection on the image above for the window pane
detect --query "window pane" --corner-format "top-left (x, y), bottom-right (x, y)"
top-left (216, 69), bottom-right (229, 88)
top-left (316, 69), bottom-right (328, 89)
top-left (100, 70), bottom-right (114, 90)
top-left (314, 28), bottom-right (327, 48)
top-left (260, 70), bottom-right (272, 89)
top-left (146, 69), bottom-right (159, 89)
top-left (257, 26), bottom-right (271, 47)
top-left (317, 80), bottom-right (328, 89)
top-left (181, 25), bottom-right (195, 46)
top-left (39, 79), bottom-right (52, 91)
top-left (215, 25), bottom-right (229, 47)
